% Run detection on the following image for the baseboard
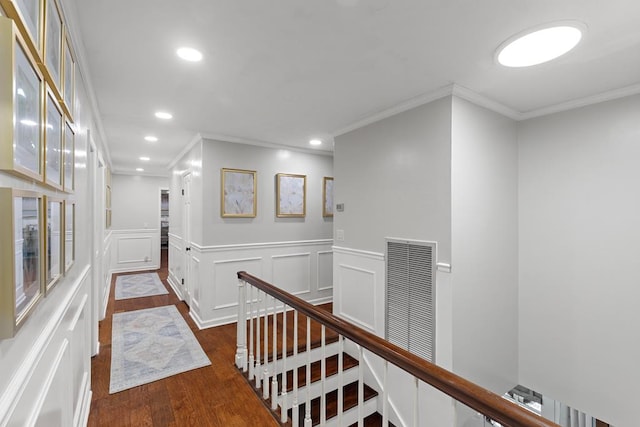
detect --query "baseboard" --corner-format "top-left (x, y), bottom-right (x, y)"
top-left (74, 376), bottom-right (92, 427)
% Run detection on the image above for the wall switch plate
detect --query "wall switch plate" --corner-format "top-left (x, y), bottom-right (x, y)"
top-left (336, 229), bottom-right (344, 241)
top-left (336, 203), bottom-right (344, 212)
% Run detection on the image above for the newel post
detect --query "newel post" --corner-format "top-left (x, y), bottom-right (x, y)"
top-left (235, 277), bottom-right (248, 371)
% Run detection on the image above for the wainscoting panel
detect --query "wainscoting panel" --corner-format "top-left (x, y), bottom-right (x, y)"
top-left (212, 258), bottom-right (263, 310)
top-left (272, 253), bottom-right (311, 295)
top-left (333, 246), bottom-right (385, 336)
top-left (189, 256), bottom-right (201, 310)
top-left (1, 266), bottom-right (92, 427)
top-left (110, 229), bottom-right (160, 273)
top-left (167, 233), bottom-right (184, 300)
top-left (317, 251), bottom-right (334, 291)
top-left (188, 240), bottom-right (332, 329)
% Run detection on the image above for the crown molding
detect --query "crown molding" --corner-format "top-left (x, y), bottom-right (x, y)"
top-left (199, 132), bottom-right (334, 157)
top-left (521, 82), bottom-right (640, 120)
top-left (166, 132), bottom-right (203, 170)
top-left (451, 84), bottom-right (523, 120)
top-left (58, 0), bottom-right (112, 168)
top-left (332, 85), bottom-right (455, 137)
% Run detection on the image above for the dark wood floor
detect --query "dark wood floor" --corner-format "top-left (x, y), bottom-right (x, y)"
top-left (88, 250), bottom-right (281, 427)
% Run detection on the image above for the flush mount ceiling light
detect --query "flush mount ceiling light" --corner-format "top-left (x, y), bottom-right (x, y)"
top-left (176, 47), bottom-right (203, 62)
top-left (496, 22), bottom-right (585, 67)
top-left (155, 111), bottom-right (173, 120)
top-left (136, 168), bottom-right (144, 172)
top-left (309, 139), bottom-right (323, 146)
top-left (139, 156), bottom-right (150, 161)
top-left (144, 135), bottom-right (158, 142)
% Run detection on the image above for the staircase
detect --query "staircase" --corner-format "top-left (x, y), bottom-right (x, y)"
top-left (239, 320), bottom-right (393, 426)
top-left (235, 271), bottom-right (562, 427)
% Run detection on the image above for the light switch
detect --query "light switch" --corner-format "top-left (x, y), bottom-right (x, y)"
top-left (336, 229), bottom-right (344, 241)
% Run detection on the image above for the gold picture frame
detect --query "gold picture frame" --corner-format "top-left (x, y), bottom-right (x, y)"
top-left (63, 120), bottom-right (74, 192)
top-left (0, 0), bottom-right (44, 56)
top-left (64, 199), bottom-right (74, 271)
top-left (221, 168), bottom-right (257, 218)
top-left (43, 0), bottom-right (62, 89)
top-left (276, 173), bottom-right (306, 218)
top-left (44, 195), bottom-right (63, 293)
top-left (44, 85), bottom-right (63, 189)
top-left (322, 177), bottom-right (334, 217)
top-left (0, 188), bottom-right (44, 339)
top-left (0, 18), bottom-right (45, 182)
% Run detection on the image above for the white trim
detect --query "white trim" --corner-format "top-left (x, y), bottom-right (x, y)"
top-left (110, 228), bottom-right (159, 235)
top-left (166, 274), bottom-right (184, 301)
top-left (166, 133), bottom-right (203, 170)
top-left (110, 264), bottom-right (160, 274)
top-left (0, 265), bottom-right (90, 425)
top-left (437, 263), bottom-right (452, 273)
top-left (521, 82), bottom-right (640, 120)
top-left (332, 246), bottom-right (385, 261)
top-left (333, 85), bottom-right (455, 137)
top-left (168, 232), bottom-right (182, 240)
top-left (193, 239), bottom-right (333, 252)
top-left (199, 132), bottom-right (334, 157)
top-left (74, 380), bottom-right (91, 427)
top-left (451, 84), bottom-right (522, 120)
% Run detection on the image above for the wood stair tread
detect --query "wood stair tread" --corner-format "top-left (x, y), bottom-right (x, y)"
top-left (348, 412), bottom-right (397, 427)
top-left (277, 353), bottom-right (359, 393)
top-left (286, 381), bottom-right (378, 426)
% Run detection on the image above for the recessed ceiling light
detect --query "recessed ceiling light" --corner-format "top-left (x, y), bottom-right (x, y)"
top-left (155, 111), bottom-right (173, 120)
top-left (139, 156), bottom-right (150, 161)
top-left (497, 22), bottom-right (584, 67)
top-left (136, 168), bottom-right (144, 172)
top-left (309, 139), bottom-right (322, 146)
top-left (144, 135), bottom-right (158, 142)
top-left (177, 47), bottom-right (203, 62)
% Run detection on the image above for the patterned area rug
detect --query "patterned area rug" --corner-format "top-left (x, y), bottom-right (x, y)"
top-left (109, 305), bottom-right (211, 393)
top-left (115, 272), bottom-right (169, 300)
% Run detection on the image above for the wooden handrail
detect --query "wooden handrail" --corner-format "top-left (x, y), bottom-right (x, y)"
top-left (237, 271), bottom-right (559, 427)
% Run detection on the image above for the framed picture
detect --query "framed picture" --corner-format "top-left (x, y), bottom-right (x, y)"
top-left (322, 177), bottom-right (334, 217)
top-left (44, 0), bottom-right (62, 88)
top-left (4, 0), bottom-right (43, 52)
top-left (0, 188), bottom-right (44, 339)
top-left (63, 120), bottom-right (74, 192)
top-left (45, 195), bottom-right (63, 293)
top-left (0, 21), bottom-right (44, 182)
top-left (221, 168), bottom-right (257, 218)
top-left (45, 87), bottom-right (63, 189)
top-left (64, 200), bottom-right (74, 271)
top-left (276, 173), bottom-right (306, 218)
top-left (62, 33), bottom-right (75, 117)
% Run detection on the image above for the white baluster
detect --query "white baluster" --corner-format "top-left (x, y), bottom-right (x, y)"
top-left (248, 285), bottom-right (254, 381)
top-left (272, 296), bottom-right (279, 410)
top-left (337, 335), bottom-right (343, 426)
top-left (304, 316), bottom-right (312, 427)
top-left (292, 311), bottom-right (299, 427)
top-left (235, 279), bottom-right (247, 370)
top-left (263, 289), bottom-right (270, 400)
top-left (382, 360), bottom-right (389, 426)
top-left (255, 290), bottom-right (261, 389)
top-left (320, 325), bottom-right (326, 425)
top-left (280, 303), bottom-right (288, 423)
top-left (413, 376), bottom-right (419, 427)
top-left (358, 345), bottom-right (364, 427)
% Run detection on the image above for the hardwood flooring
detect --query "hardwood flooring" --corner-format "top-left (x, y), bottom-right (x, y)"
top-left (88, 250), bottom-right (281, 427)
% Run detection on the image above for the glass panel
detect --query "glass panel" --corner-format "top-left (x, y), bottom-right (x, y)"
top-left (64, 123), bottom-right (74, 191)
top-left (65, 203), bottom-right (74, 269)
top-left (46, 95), bottom-right (62, 186)
top-left (63, 42), bottom-right (73, 109)
top-left (14, 0), bottom-right (41, 47)
top-left (15, 196), bottom-right (40, 318)
top-left (45, 0), bottom-right (61, 86)
top-left (46, 200), bottom-right (61, 285)
top-left (14, 43), bottom-right (41, 175)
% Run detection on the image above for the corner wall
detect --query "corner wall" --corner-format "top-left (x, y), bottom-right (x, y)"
top-left (518, 94), bottom-right (640, 427)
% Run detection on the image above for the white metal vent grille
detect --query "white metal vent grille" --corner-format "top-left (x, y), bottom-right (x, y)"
top-left (386, 239), bottom-right (436, 362)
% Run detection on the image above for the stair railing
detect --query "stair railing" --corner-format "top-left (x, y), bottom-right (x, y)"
top-left (236, 271), bottom-right (559, 427)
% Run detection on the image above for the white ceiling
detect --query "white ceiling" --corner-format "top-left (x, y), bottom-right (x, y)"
top-left (66, 0), bottom-right (640, 176)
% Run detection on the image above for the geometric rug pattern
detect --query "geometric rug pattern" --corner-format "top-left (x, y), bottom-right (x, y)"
top-left (109, 305), bottom-right (211, 393)
top-left (115, 272), bottom-right (169, 300)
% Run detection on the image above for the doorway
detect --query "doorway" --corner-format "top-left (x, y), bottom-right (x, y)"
top-left (160, 189), bottom-right (169, 268)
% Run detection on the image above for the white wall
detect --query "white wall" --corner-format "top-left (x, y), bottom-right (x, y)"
top-left (168, 137), bottom-right (334, 327)
top-left (109, 174), bottom-right (169, 272)
top-left (451, 97), bottom-right (519, 396)
top-left (518, 94), bottom-right (640, 427)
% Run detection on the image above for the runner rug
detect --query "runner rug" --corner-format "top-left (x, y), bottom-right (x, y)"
top-left (115, 272), bottom-right (168, 300)
top-left (109, 305), bottom-right (211, 393)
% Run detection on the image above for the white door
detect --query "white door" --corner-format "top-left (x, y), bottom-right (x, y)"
top-left (89, 133), bottom-right (100, 356)
top-left (182, 172), bottom-right (192, 307)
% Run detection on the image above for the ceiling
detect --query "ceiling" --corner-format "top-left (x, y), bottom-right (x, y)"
top-left (65, 0), bottom-right (640, 176)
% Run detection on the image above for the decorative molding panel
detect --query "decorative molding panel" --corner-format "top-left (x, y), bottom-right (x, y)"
top-left (110, 229), bottom-right (160, 273)
top-left (212, 257), bottom-right (262, 310)
top-left (317, 250), bottom-right (334, 291)
top-left (272, 253), bottom-right (312, 296)
top-left (337, 264), bottom-right (377, 332)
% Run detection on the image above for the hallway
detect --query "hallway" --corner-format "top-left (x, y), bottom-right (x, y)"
top-left (87, 250), bottom-right (279, 427)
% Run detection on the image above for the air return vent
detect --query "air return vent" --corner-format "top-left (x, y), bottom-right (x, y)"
top-left (385, 238), bottom-right (436, 362)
